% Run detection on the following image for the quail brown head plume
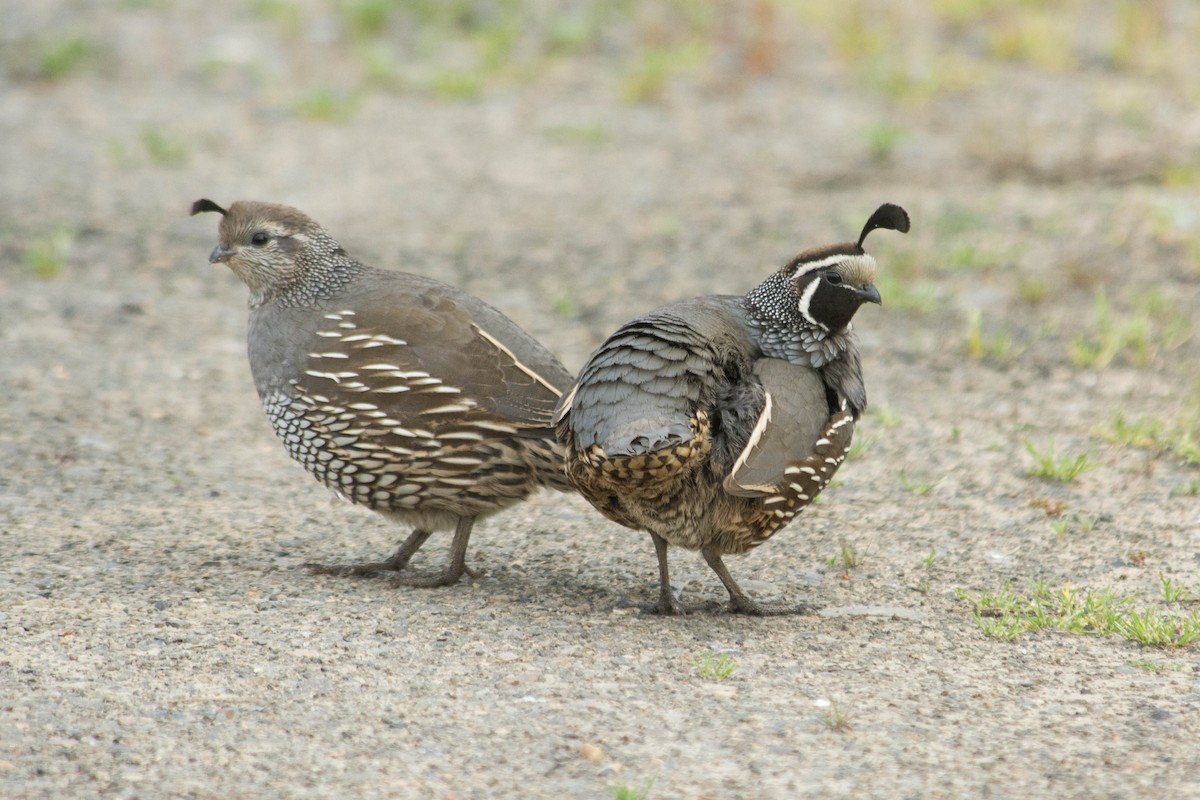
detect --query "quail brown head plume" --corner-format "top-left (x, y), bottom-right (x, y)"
top-left (191, 198), bottom-right (573, 587)
top-left (555, 204), bottom-right (910, 615)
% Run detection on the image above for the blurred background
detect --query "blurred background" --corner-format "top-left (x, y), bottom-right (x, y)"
top-left (2, 2), bottom-right (1198, 375)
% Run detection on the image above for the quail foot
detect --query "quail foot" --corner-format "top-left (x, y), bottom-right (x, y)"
top-left (192, 199), bottom-right (573, 587)
top-left (555, 204), bottom-right (910, 614)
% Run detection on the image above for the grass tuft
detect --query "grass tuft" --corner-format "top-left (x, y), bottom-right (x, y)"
top-left (1023, 439), bottom-right (1096, 482)
top-left (1070, 288), bottom-right (1191, 369)
top-left (340, 0), bottom-right (395, 39)
top-left (428, 70), bottom-right (483, 101)
top-left (620, 41), bottom-right (707, 104)
top-left (39, 34), bottom-right (92, 79)
top-left (293, 88), bottom-right (359, 121)
top-left (694, 651), bottom-right (737, 681)
top-left (25, 229), bottom-right (74, 279)
top-left (1094, 411), bottom-right (1200, 466)
top-left (864, 123), bottom-right (904, 163)
top-left (611, 777), bottom-right (655, 800)
top-left (828, 539), bottom-right (864, 573)
top-left (141, 125), bottom-right (188, 166)
top-left (1160, 574), bottom-right (1197, 603)
top-left (545, 122), bottom-right (611, 147)
top-left (898, 469), bottom-right (937, 496)
top-left (817, 700), bottom-right (851, 732)
top-left (960, 582), bottom-right (1200, 647)
top-left (846, 433), bottom-right (878, 462)
top-left (965, 311), bottom-right (1021, 362)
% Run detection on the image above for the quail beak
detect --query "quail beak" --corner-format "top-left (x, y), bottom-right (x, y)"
top-left (208, 243), bottom-right (234, 264)
top-left (857, 282), bottom-right (882, 305)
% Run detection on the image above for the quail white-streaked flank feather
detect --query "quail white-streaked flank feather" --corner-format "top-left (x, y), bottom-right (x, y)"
top-left (555, 204), bottom-right (910, 615)
top-left (192, 199), bottom-right (573, 587)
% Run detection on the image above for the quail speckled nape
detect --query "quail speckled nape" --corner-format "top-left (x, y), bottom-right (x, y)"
top-left (555, 204), bottom-right (910, 615)
top-left (191, 198), bottom-right (573, 587)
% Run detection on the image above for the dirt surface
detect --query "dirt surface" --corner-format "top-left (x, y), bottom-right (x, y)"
top-left (3, 2), bottom-right (1200, 798)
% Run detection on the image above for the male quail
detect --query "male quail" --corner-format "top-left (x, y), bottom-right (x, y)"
top-left (555, 204), bottom-right (910, 615)
top-left (191, 198), bottom-right (573, 587)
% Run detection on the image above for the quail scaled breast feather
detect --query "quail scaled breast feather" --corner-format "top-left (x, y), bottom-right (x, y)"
top-left (554, 204), bottom-right (910, 615)
top-left (191, 198), bottom-right (574, 587)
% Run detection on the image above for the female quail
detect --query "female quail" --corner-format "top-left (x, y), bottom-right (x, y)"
top-left (555, 204), bottom-right (910, 615)
top-left (192, 199), bottom-right (573, 587)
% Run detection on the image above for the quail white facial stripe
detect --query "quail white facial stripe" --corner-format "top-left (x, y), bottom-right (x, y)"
top-left (788, 254), bottom-right (848, 278)
top-left (795, 278), bottom-right (824, 328)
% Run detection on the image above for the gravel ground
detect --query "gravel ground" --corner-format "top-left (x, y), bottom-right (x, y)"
top-left (3, 2), bottom-right (1200, 798)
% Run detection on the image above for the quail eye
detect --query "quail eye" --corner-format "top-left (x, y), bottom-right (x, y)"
top-left (250, 231), bottom-right (270, 246)
top-left (825, 271), bottom-right (843, 284)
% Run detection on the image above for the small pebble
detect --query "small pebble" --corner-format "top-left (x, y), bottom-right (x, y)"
top-left (579, 743), bottom-right (604, 762)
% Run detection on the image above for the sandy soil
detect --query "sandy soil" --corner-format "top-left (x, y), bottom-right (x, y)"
top-left (2, 2), bottom-right (1199, 798)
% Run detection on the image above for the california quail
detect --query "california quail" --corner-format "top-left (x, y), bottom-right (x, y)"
top-left (555, 204), bottom-right (910, 615)
top-left (191, 198), bottom-right (573, 587)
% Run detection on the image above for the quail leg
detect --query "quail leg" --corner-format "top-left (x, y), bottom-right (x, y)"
top-left (305, 527), bottom-right (435, 577)
top-left (701, 548), bottom-right (816, 616)
top-left (383, 516), bottom-right (480, 588)
top-left (641, 532), bottom-right (686, 615)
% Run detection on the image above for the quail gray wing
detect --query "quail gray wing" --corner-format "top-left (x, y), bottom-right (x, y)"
top-left (721, 359), bottom-right (837, 496)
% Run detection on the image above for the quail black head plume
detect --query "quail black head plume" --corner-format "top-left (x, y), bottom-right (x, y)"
top-left (555, 204), bottom-right (910, 615)
top-left (191, 198), bottom-right (573, 587)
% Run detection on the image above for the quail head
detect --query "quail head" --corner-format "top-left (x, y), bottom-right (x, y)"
top-left (555, 204), bottom-right (910, 615)
top-left (192, 198), bottom-right (573, 587)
